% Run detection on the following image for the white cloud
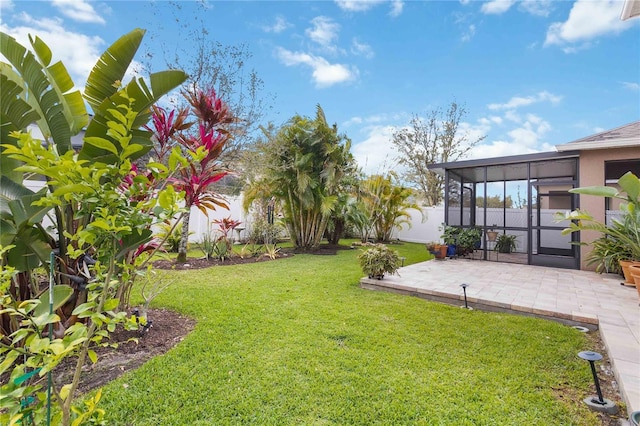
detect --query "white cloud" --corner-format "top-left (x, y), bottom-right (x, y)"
top-left (487, 91), bottom-right (562, 110)
top-left (51, 0), bottom-right (105, 24)
top-left (469, 140), bottom-right (538, 159)
top-left (344, 112), bottom-right (406, 128)
top-left (461, 24), bottom-right (476, 42)
top-left (263, 16), bottom-right (292, 34)
top-left (470, 115), bottom-right (553, 159)
top-left (306, 16), bottom-right (340, 50)
top-left (335, 0), bottom-right (384, 12)
top-left (0, 0), bottom-right (14, 11)
top-left (351, 38), bottom-right (374, 58)
top-left (621, 81), bottom-right (640, 91)
top-left (389, 0), bottom-right (404, 17)
top-left (344, 116), bottom-right (364, 126)
top-left (480, 0), bottom-right (515, 15)
top-left (275, 47), bottom-right (358, 88)
top-left (460, 0), bottom-right (471, 5)
top-left (1, 13), bottom-right (105, 86)
top-left (351, 124), bottom-right (400, 175)
top-left (519, 0), bottom-right (553, 17)
top-left (335, 0), bottom-right (403, 16)
top-left (504, 110), bottom-right (521, 123)
top-left (545, 0), bottom-right (633, 48)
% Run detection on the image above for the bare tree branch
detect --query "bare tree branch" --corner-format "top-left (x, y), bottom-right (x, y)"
top-left (392, 102), bottom-right (485, 206)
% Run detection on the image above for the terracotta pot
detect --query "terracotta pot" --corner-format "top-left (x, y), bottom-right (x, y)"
top-left (619, 260), bottom-right (637, 285)
top-left (437, 245), bottom-right (447, 259)
top-left (628, 265), bottom-right (640, 299)
top-left (486, 231), bottom-right (498, 242)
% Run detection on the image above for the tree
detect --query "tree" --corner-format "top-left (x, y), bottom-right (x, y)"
top-left (360, 174), bottom-right (420, 242)
top-left (0, 29), bottom-right (186, 424)
top-left (145, 88), bottom-right (234, 263)
top-left (391, 102), bottom-right (485, 206)
top-left (146, 1), bottom-right (271, 171)
top-left (244, 106), bottom-right (354, 250)
top-left (476, 195), bottom-right (513, 209)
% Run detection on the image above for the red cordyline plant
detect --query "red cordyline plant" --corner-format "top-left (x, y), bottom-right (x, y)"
top-left (145, 87), bottom-right (234, 262)
top-left (212, 216), bottom-right (242, 252)
top-left (213, 216), bottom-right (242, 239)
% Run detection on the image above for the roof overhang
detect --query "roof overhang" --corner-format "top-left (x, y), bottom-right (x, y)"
top-left (621, 0), bottom-right (640, 20)
top-left (556, 138), bottom-right (640, 151)
top-left (428, 151), bottom-right (581, 183)
top-left (428, 150), bottom-right (579, 174)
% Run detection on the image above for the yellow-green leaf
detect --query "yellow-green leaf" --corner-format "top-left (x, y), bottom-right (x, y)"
top-left (60, 384), bottom-right (72, 401)
top-left (87, 349), bottom-right (98, 364)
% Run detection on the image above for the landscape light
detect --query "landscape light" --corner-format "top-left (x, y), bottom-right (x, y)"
top-left (577, 351), bottom-right (618, 414)
top-left (460, 283), bottom-right (470, 309)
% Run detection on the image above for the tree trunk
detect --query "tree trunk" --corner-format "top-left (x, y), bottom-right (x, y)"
top-left (327, 218), bottom-right (344, 245)
top-left (177, 209), bottom-right (191, 263)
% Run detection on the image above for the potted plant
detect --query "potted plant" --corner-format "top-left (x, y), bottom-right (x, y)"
top-left (456, 227), bottom-right (482, 256)
top-left (486, 225), bottom-right (498, 242)
top-left (440, 225), bottom-right (460, 257)
top-left (495, 234), bottom-right (517, 253)
top-left (426, 241), bottom-right (447, 259)
top-left (358, 243), bottom-right (401, 279)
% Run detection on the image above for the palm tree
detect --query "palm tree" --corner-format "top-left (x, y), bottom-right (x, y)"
top-left (360, 174), bottom-right (421, 242)
top-left (245, 105), bottom-right (354, 250)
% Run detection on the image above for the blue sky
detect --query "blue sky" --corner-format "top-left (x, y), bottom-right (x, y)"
top-left (1, 0), bottom-right (638, 174)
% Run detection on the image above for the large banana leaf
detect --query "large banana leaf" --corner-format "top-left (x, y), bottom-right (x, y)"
top-left (0, 32), bottom-right (84, 154)
top-left (29, 35), bottom-right (88, 136)
top-left (5, 226), bottom-right (51, 271)
top-left (0, 175), bottom-right (38, 218)
top-left (0, 175), bottom-right (52, 270)
top-left (80, 70), bottom-right (187, 164)
top-left (80, 28), bottom-right (187, 164)
top-left (33, 285), bottom-right (74, 317)
top-left (83, 28), bottom-right (146, 113)
top-left (0, 68), bottom-right (40, 182)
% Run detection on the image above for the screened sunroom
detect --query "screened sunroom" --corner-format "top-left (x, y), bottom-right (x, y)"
top-left (429, 151), bottom-right (581, 269)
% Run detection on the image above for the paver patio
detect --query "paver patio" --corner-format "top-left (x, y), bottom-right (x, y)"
top-left (360, 258), bottom-right (640, 414)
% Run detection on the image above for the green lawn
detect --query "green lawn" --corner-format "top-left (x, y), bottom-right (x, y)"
top-left (100, 241), bottom-right (600, 425)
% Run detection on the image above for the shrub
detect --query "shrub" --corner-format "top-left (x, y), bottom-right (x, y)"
top-left (358, 244), bottom-right (401, 279)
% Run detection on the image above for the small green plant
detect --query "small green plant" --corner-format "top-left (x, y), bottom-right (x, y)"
top-left (263, 244), bottom-right (281, 260)
top-left (358, 243), bottom-right (401, 279)
top-left (495, 234), bottom-right (517, 253)
top-left (156, 221), bottom-right (192, 253)
top-left (440, 225), bottom-right (460, 246)
top-left (456, 227), bottom-right (482, 255)
top-left (237, 243), bottom-right (262, 259)
top-left (200, 229), bottom-right (217, 260)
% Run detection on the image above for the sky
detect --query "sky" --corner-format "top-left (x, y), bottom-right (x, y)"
top-left (1, 0), bottom-right (639, 175)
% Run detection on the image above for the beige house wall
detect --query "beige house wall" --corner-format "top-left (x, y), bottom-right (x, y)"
top-left (578, 147), bottom-right (640, 270)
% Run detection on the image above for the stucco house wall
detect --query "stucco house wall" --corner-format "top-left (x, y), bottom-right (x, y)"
top-left (577, 146), bottom-right (640, 270)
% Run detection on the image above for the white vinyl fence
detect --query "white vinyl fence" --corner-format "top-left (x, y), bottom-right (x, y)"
top-left (21, 179), bottom-right (571, 250)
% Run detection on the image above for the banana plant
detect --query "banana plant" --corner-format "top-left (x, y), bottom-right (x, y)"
top-left (0, 32), bottom-right (87, 162)
top-left (0, 175), bottom-right (52, 272)
top-left (0, 28), bottom-right (186, 269)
